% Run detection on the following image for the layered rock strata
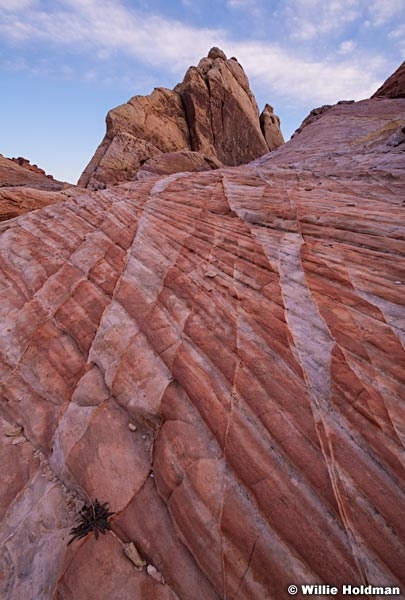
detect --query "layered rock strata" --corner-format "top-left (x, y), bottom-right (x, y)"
top-left (0, 77), bottom-right (404, 599)
top-left (79, 48), bottom-right (284, 188)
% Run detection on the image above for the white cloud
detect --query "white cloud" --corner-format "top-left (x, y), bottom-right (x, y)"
top-left (0, 0), bottom-right (36, 10)
top-left (225, 41), bottom-right (385, 104)
top-left (283, 0), bottom-right (362, 41)
top-left (389, 25), bottom-right (405, 39)
top-left (227, 0), bottom-right (253, 7)
top-left (338, 40), bottom-right (357, 54)
top-left (0, 0), bottom-right (225, 72)
top-left (0, 0), bottom-right (391, 106)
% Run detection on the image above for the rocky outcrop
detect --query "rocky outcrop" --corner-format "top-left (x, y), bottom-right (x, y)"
top-left (79, 48), bottom-right (283, 188)
top-left (1, 67), bottom-right (405, 599)
top-left (372, 60), bottom-right (405, 99)
top-left (259, 104), bottom-right (284, 149)
top-left (10, 156), bottom-right (54, 179)
top-left (0, 154), bottom-right (66, 190)
top-left (0, 154), bottom-right (70, 221)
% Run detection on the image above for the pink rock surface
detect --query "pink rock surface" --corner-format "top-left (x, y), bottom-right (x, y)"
top-left (0, 87), bottom-right (404, 599)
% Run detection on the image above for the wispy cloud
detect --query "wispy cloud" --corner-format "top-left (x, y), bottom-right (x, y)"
top-left (0, 0), bottom-right (37, 10)
top-left (282, 0), bottom-right (362, 41)
top-left (225, 41), bottom-right (385, 104)
top-left (281, 0), bottom-right (405, 41)
top-left (0, 0), bottom-right (395, 106)
top-left (0, 0), bottom-right (225, 71)
top-left (367, 0), bottom-right (404, 26)
top-left (338, 40), bottom-right (357, 55)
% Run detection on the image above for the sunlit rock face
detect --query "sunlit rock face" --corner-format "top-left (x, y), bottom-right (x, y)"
top-left (78, 48), bottom-right (283, 189)
top-left (0, 71), bottom-right (404, 599)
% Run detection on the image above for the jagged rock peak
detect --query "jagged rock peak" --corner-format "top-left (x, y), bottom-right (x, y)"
top-left (78, 49), bottom-right (284, 189)
top-left (207, 46), bottom-right (227, 60)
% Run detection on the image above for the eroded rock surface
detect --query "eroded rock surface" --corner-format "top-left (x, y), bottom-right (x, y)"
top-left (136, 151), bottom-right (222, 180)
top-left (79, 48), bottom-right (283, 188)
top-left (0, 83), bottom-right (404, 599)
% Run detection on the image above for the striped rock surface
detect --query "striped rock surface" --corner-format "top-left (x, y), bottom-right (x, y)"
top-left (0, 95), bottom-right (404, 599)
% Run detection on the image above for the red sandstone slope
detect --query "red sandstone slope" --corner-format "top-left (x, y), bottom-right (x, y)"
top-left (0, 154), bottom-right (69, 221)
top-left (0, 80), bottom-right (404, 599)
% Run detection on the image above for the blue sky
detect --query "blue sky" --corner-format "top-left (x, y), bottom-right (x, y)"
top-left (0, 0), bottom-right (404, 183)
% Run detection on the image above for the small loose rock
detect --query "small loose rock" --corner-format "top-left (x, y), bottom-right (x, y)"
top-left (123, 542), bottom-right (146, 570)
top-left (5, 425), bottom-right (23, 437)
top-left (11, 436), bottom-right (26, 445)
top-left (147, 564), bottom-right (165, 584)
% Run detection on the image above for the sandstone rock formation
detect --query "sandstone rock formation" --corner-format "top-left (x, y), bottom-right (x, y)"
top-left (0, 154), bottom-right (69, 221)
top-left (372, 60), bottom-right (405, 99)
top-left (259, 103), bottom-right (285, 149)
top-left (79, 48), bottom-right (283, 188)
top-left (0, 69), bottom-right (404, 600)
top-left (0, 154), bottom-right (66, 190)
top-left (10, 156), bottom-right (54, 179)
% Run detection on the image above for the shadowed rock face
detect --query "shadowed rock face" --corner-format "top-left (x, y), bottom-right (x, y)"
top-left (78, 48), bottom-right (283, 189)
top-left (0, 73), bottom-right (405, 599)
